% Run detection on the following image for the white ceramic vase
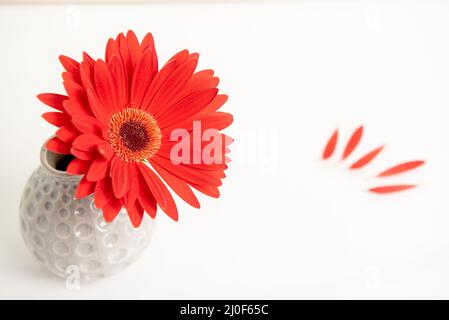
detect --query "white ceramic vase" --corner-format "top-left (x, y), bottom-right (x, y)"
top-left (19, 143), bottom-right (155, 281)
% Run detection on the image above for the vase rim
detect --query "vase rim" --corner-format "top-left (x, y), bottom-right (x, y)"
top-left (40, 138), bottom-right (80, 178)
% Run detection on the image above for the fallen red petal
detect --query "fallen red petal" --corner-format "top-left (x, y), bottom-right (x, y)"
top-left (378, 160), bottom-right (425, 177)
top-left (322, 129), bottom-right (338, 160)
top-left (369, 185), bottom-right (417, 194)
top-left (342, 126), bottom-right (363, 160)
top-left (350, 146), bottom-right (384, 169)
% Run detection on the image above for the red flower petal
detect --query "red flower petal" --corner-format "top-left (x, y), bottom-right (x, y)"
top-left (62, 71), bottom-right (78, 83)
top-left (94, 60), bottom-right (117, 113)
top-left (377, 161), bottom-right (425, 177)
top-left (94, 177), bottom-right (115, 208)
top-left (46, 137), bottom-right (71, 154)
top-left (70, 147), bottom-right (95, 161)
top-left (350, 146), bottom-right (384, 169)
top-left (83, 52), bottom-right (95, 66)
top-left (111, 158), bottom-right (129, 198)
top-left (141, 32), bottom-right (156, 53)
top-left (37, 93), bottom-right (67, 111)
top-left (102, 198), bottom-right (122, 222)
top-left (86, 156), bottom-right (110, 182)
top-left (80, 60), bottom-right (94, 90)
top-left (126, 30), bottom-right (142, 69)
top-left (126, 200), bottom-right (144, 228)
top-left (42, 112), bottom-right (70, 127)
top-left (97, 143), bottom-right (114, 160)
top-left (62, 81), bottom-right (91, 116)
top-left (124, 162), bottom-right (139, 208)
top-left (150, 58), bottom-right (198, 116)
top-left (162, 111), bottom-right (233, 135)
top-left (198, 94), bottom-right (228, 116)
top-left (167, 49), bottom-right (189, 65)
top-left (74, 176), bottom-right (96, 199)
top-left (71, 114), bottom-right (101, 134)
top-left (369, 185), bottom-right (417, 194)
top-left (108, 55), bottom-right (128, 110)
top-left (73, 133), bottom-right (104, 152)
top-left (151, 160), bottom-right (200, 209)
top-left (163, 70), bottom-right (219, 108)
top-left (137, 178), bottom-right (157, 219)
top-left (141, 32), bottom-right (158, 74)
top-left (157, 88), bottom-right (218, 129)
top-left (86, 86), bottom-right (111, 125)
top-left (66, 158), bottom-right (90, 175)
top-left (59, 55), bottom-right (80, 74)
top-left (190, 183), bottom-right (220, 198)
top-left (117, 33), bottom-right (133, 83)
top-left (140, 59), bottom-right (178, 110)
top-left (342, 126), bottom-right (363, 160)
top-left (152, 155), bottom-right (222, 187)
top-left (56, 124), bottom-right (79, 142)
top-left (322, 129), bottom-right (338, 160)
top-left (138, 162), bottom-right (178, 221)
top-left (105, 38), bottom-right (121, 63)
top-left (188, 70), bottom-right (218, 91)
top-left (130, 50), bottom-right (154, 106)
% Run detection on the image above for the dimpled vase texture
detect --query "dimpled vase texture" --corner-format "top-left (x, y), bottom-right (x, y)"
top-left (19, 147), bottom-right (155, 281)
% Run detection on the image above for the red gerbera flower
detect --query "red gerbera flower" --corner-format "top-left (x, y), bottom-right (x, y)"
top-left (38, 30), bottom-right (233, 227)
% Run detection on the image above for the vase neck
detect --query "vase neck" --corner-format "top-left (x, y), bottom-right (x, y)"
top-left (40, 141), bottom-right (78, 178)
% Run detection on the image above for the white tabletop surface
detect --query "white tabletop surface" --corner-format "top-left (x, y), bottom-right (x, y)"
top-left (1, 1), bottom-right (449, 299)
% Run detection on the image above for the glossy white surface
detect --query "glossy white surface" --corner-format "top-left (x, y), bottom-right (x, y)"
top-left (1, 1), bottom-right (449, 299)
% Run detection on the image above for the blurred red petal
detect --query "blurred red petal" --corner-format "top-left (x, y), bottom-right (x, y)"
top-left (350, 146), bottom-right (384, 169)
top-left (342, 126), bottom-right (363, 160)
top-left (369, 185), bottom-right (417, 194)
top-left (378, 161), bottom-right (425, 177)
top-left (322, 129), bottom-right (338, 160)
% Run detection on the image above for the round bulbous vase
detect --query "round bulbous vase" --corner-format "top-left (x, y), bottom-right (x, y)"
top-left (19, 144), bottom-right (155, 281)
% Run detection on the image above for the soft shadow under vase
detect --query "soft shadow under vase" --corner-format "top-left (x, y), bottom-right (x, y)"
top-left (19, 144), bottom-right (155, 281)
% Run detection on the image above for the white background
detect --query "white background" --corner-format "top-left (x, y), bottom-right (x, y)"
top-left (1, 0), bottom-right (449, 299)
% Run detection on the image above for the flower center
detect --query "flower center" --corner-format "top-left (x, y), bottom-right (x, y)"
top-left (109, 108), bottom-right (161, 162)
top-left (119, 121), bottom-right (149, 152)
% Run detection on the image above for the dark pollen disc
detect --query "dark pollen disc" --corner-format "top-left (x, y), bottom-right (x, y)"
top-left (119, 121), bottom-right (149, 151)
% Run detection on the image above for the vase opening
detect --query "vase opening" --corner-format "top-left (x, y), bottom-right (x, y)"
top-left (41, 144), bottom-right (75, 175)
